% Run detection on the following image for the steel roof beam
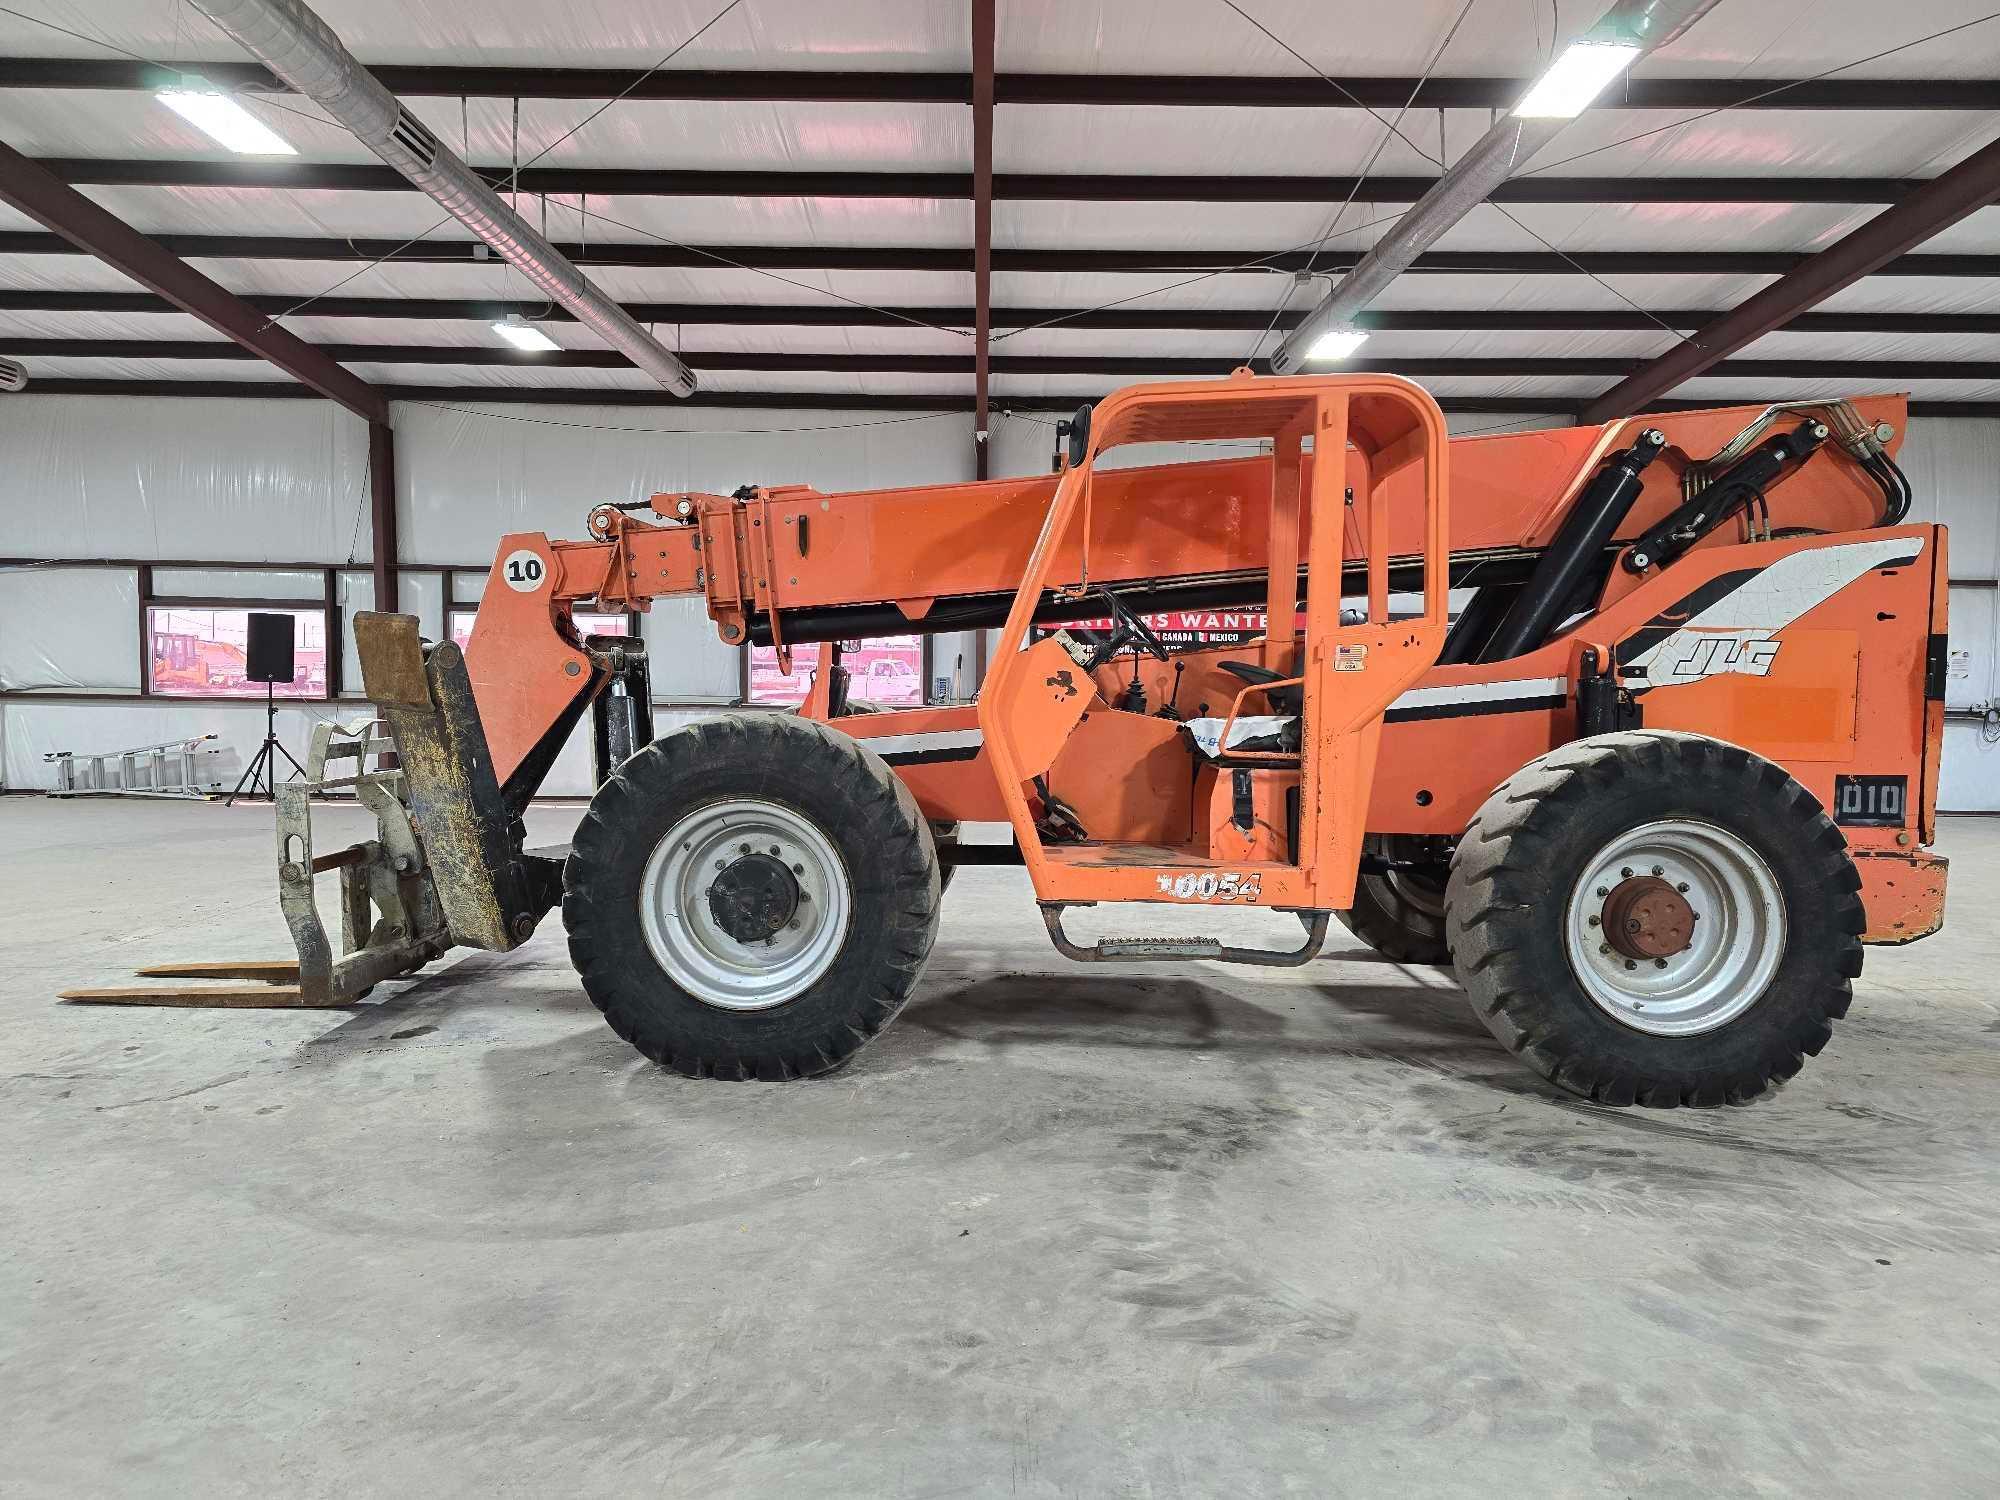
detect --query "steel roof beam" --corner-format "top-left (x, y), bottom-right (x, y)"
top-left (16, 377), bottom-right (2000, 421)
top-left (3, 58), bottom-right (1992, 110)
top-left (971, 0), bottom-right (994, 479)
top-left (1581, 132), bottom-right (2000, 422)
top-left (12, 289), bottom-right (2000, 335)
top-left (0, 139), bottom-right (386, 420)
top-left (28, 157), bottom-right (1943, 204)
top-left (13, 337), bottom-right (2000, 381)
top-left (8, 230), bottom-right (2000, 278)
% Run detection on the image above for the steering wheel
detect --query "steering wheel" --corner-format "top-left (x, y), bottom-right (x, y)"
top-left (1082, 588), bottom-right (1172, 670)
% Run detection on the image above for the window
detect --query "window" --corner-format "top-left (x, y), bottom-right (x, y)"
top-left (845, 635), bottom-right (925, 707)
top-left (449, 608), bottom-right (629, 648)
top-left (747, 641), bottom-right (820, 705)
top-left (747, 635), bottom-right (925, 708)
top-left (147, 607), bottom-right (327, 698)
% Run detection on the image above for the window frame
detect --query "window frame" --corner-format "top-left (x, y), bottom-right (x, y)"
top-left (141, 591), bottom-right (336, 703)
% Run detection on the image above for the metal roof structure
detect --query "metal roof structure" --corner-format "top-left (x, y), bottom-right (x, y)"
top-left (3, 0), bottom-right (2000, 425)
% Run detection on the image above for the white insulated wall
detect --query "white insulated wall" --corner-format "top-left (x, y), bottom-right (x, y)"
top-left (1902, 419), bottom-right (2000, 810)
top-left (1, 395), bottom-right (972, 794)
top-left (4, 395), bottom-right (1999, 806)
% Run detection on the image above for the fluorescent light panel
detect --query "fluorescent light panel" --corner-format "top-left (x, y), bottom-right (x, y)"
top-left (492, 317), bottom-right (560, 352)
top-left (1513, 41), bottom-right (1642, 119)
top-left (156, 83), bottom-right (297, 156)
top-left (1306, 328), bottom-right (1369, 361)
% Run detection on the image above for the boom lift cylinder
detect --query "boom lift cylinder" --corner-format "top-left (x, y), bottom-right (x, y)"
top-left (1479, 428), bottom-right (1666, 662)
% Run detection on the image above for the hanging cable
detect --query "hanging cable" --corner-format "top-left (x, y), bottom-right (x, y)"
top-left (1243, 0), bottom-right (1477, 365)
top-left (1517, 11), bottom-right (2000, 180)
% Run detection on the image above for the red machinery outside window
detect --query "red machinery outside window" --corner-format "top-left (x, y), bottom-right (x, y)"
top-left (147, 607), bottom-right (327, 698)
top-left (747, 634), bottom-right (924, 708)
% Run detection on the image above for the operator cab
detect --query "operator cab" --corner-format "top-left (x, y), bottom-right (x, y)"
top-left (975, 371), bottom-right (1451, 921)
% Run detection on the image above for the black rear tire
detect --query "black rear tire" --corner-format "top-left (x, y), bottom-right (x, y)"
top-left (1445, 730), bottom-right (1863, 1108)
top-left (1334, 834), bottom-right (1453, 963)
top-left (563, 714), bottom-right (941, 1080)
top-left (932, 821), bottom-right (959, 895)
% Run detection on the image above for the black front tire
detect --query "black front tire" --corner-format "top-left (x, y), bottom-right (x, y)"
top-left (563, 714), bottom-right (941, 1080)
top-left (1445, 730), bottom-right (1863, 1108)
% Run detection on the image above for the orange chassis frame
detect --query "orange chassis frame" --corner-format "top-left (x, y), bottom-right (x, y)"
top-left (463, 372), bottom-right (1947, 947)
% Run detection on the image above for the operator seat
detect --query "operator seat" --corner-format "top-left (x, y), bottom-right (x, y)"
top-left (1216, 659), bottom-right (1302, 714)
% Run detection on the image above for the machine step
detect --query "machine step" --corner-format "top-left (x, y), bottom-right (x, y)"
top-left (1095, 936), bottom-right (1225, 959)
top-left (1040, 905), bottom-right (1332, 968)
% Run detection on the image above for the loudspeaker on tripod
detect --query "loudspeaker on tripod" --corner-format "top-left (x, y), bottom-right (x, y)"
top-left (245, 611), bottom-right (295, 686)
top-left (226, 613), bottom-right (308, 804)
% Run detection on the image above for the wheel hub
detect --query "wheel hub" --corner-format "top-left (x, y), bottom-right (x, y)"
top-left (1562, 819), bottom-right (1786, 1038)
top-left (638, 799), bottom-right (852, 1012)
top-left (706, 853), bottom-right (800, 943)
top-left (1600, 875), bottom-right (1696, 959)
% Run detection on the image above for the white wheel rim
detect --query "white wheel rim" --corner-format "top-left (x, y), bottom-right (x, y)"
top-left (1562, 818), bottom-right (1786, 1037)
top-left (639, 798), bottom-right (852, 1012)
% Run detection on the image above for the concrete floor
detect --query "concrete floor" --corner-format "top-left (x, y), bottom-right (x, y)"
top-left (3, 797), bottom-right (1997, 1498)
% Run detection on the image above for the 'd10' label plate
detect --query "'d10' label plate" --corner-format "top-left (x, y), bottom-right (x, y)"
top-left (1833, 774), bottom-right (1907, 828)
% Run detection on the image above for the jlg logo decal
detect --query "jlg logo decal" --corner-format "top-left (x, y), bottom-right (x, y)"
top-left (1156, 871), bottom-right (1262, 902)
top-left (1662, 633), bottom-right (1780, 682)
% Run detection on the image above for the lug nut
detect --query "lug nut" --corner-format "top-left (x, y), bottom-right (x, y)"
top-left (1677, 882), bottom-right (1689, 893)
top-left (1624, 960), bottom-right (1637, 971)
top-left (1654, 958), bottom-right (1668, 969)
top-left (1596, 886), bottom-right (1609, 898)
top-left (1599, 943), bottom-right (1611, 956)
top-left (791, 863), bottom-right (804, 875)
top-left (1588, 915), bottom-right (1600, 927)
top-left (1620, 867), bottom-right (1633, 879)
top-left (1651, 865), bottom-right (1663, 876)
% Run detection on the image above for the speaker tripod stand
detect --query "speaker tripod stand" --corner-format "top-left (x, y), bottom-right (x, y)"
top-left (225, 680), bottom-right (308, 805)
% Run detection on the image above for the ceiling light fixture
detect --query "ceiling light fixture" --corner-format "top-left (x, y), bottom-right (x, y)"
top-left (1306, 328), bottom-right (1370, 361)
top-left (491, 315), bottom-right (561, 352)
top-left (1513, 41), bottom-right (1643, 119)
top-left (156, 78), bottom-right (297, 155)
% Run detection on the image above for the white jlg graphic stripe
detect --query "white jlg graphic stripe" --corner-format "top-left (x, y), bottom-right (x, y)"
top-left (1389, 676), bottom-right (1566, 713)
top-left (861, 727), bottom-right (985, 758)
top-left (1622, 536), bottom-right (1924, 681)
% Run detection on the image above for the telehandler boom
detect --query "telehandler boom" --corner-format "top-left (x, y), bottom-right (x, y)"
top-left (68, 372), bottom-right (1949, 1108)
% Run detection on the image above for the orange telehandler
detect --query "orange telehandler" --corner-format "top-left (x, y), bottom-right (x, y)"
top-left (68, 372), bottom-right (1950, 1108)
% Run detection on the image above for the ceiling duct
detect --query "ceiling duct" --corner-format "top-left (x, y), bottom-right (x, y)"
top-left (1270, 0), bottom-right (1720, 376)
top-left (188, 0), bottom-right (697, 397)
top-left (0, 356), bottom-right (27, 392)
